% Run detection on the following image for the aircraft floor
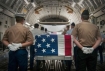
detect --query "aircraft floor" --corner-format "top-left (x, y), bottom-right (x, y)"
top-left (0, 59), bottom-right (105, 71)
top-left (0, 49), bottom-right (105, 71)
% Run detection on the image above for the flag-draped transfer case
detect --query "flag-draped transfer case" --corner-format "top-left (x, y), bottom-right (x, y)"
top-left (34, 35), bottom-right (73, 56)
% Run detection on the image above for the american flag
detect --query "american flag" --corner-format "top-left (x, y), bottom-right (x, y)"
top-left (34, 35), bottom-right (73, 56)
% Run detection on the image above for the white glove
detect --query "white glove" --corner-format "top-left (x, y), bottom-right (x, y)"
top-left (88, 48), bottom-right (94, 53)
top-left (82, 47), bottom-right (90, 54)
top-left (8, 44), bottom-right (17, 51)
top-left (12, 43), bottom-right (22, 50)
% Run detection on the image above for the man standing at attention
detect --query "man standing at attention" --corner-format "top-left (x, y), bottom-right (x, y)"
top-left (71, 10), bottom-right (102, 71)
top-left (66, 22), bottom-right (75, 35)
top-left (2, 13), bottom-right (34, 71)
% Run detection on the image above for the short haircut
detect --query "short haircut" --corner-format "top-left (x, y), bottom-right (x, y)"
top-left (45, 28), bottom-right (47, 32)
top-left (34, 23), bottom-right (39, 28)
top-left (15, 17), bottom-right (25, 23)
top-left (81, 15), bottom-right (89, 20)
top-left (41, 27), bottom-right (44, 31)
top-left (71, 22), bottom-right (75, 26)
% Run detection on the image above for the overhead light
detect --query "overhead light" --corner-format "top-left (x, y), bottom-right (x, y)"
top-left (32, 2), bottom-right (36, 7)
top-left (31, 26), bottom-right (34, 28)
top-left (90, 13), bottom-right (94, 16)
top-left (25, 22), bottom-right (30, 25)
top-left (24, 0), bottom-right (29, 4)
top-left (37, 20), bottom-right (40, 22)
top-left (68, 19), bottom-right (71, 22)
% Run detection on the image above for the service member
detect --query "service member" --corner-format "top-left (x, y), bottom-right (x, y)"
top-left (61, 25), bottom-right (71, 71)
top-left (45, 28), bottom-right (47, 33)
top-left (62, 29), bottom-right (66, 35)
top-left (71, 10), bottom-right (102, 71)
top-left (45, 28), bottom-right (49, 34)
top-left (66, 22), bottom-right (75, 35)
top-left (62, 25), bottom-right (69, 35)
top-left (40, 26), bottom-right (45, 33)
top-left (97, 32), bottom-right (105, 64)
top-left (2, 13), bottom-right (33, 71)
top-left (40, 26), bottom-right (46, 68)
top-left (66, 25), bottom-right (70, 33)
top-left (65, 23), bottom-right (75, 71)
top-left (30, 24), bottom-right (45, 70)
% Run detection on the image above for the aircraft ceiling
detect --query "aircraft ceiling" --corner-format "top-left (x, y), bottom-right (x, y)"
top-left (0, 0), bottom-right (105, 32)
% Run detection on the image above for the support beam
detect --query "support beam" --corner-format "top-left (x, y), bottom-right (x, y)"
top-left (0, 2), bottom-right (15, 14)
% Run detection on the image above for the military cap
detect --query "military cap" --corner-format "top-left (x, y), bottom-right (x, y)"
top-left (71, 22), bottom-right (75, 26)
top-left (81, 10), bottom-right (89, 16)
top-left (15, 13), bottom-right (26, 18)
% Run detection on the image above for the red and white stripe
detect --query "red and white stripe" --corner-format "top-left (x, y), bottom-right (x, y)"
top-left (58, 35), bottom-right (73, 56)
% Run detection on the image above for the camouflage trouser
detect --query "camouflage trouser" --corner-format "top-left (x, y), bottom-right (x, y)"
top-left (76, 47), bottom-right (97, 71)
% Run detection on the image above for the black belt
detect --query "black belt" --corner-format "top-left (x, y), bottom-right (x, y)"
top-left (19, 47), bottom-right (26, 49)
